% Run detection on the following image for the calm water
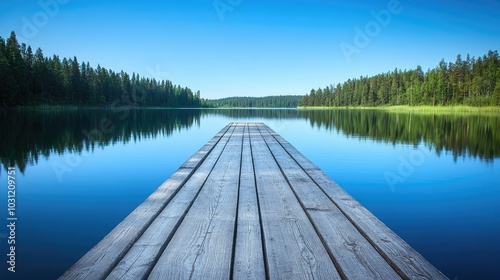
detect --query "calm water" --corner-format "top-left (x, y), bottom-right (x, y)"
top-left (0, 108), bottom-right (499, 280)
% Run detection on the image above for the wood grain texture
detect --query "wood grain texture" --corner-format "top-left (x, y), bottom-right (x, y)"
top-left (233, 124), bottom-right (266, 280)
top-left (105, 125), bottom-right (237, 280)
top-left (61, 122), bottom-right (447, 280)
top-left (148, 124), bottom-right (244, 279)
top-left (257, 123), bottom-right (401, 280)
top-left (262, 124), bottom-right (448, 280)
top-left (249, 124), bottom-right (341, 280)
top-left (58, 124), bottom-right (231, 280)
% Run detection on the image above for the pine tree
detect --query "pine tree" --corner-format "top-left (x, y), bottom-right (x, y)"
top-left (0, 36), bottom-right (15, 107)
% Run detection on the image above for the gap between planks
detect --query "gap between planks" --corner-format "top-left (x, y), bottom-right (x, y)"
top-left (60, 122), bottom-right (447, 280)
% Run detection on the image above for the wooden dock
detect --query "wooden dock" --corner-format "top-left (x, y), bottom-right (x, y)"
top-left (60, 122), bottom-right (447, 280)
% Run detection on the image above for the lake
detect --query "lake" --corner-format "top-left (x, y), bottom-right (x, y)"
top-left (0, 108), bottom-right (499, 280)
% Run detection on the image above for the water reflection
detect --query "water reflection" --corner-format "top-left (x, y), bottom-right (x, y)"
top-left (298, 109), bottom-right (499, 162)
top-left (0, 109), bottom-right (201, 173)
top-left (1, 108), bottom-right (498, 172)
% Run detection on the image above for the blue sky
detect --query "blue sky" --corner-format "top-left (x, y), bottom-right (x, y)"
top-left (1, 0), bottom-right (499, 99)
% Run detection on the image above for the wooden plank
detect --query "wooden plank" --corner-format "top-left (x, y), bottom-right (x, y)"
top-left (105, 124), bottom-right (238, 279)
top-left (256, 123), bottom-right (401, 279)
top-left (59, 124), bottom-right (232, 280)
top-left (233, 123), bottom-right (266, 280)
top-left (262, 124), bottom-right (448, 280)
top-left (62, 122), bottom-right (447, 280)
top-left (148, 124), bottom-right (245, 279)
top-left (248, 124), bottom-right (341, 280)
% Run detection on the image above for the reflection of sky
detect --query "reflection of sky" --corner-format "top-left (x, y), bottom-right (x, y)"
top-left (0, 115), bottom-right (499, 279)
top-left (280, 120), bottom-right (500, 280)
top-left (0, 124), bottom-right (220, 280)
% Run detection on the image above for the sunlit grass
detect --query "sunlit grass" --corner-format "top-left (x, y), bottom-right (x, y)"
top-left (297, 105), bottom-right (500, 114)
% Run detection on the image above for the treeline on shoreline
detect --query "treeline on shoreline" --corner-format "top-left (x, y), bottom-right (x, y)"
top-left (2, 29), bottom-right (499, 109)
top-left (0, 31), bottom-right (205, 108)
top-left (301, 50), bottom-right (500, 107)
top-left (206, 95), bottom-right (302, 108)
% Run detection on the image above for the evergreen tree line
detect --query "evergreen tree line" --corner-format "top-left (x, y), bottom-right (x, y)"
top-left (207, 95), bottom-right (302, 108)
top-left (301, 50), bottom-right (500, 107)
top-left (0, 31), bottom-right (203, 108)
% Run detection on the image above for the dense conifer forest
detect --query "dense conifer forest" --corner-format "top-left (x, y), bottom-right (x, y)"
top-left (0, 32), bottom-right (203, 108)
top-left (301, 50), bottom-right (500, 107)
top-left (206, 95), bottom-right (302, 108)
top-left (2, 30), bottom-right (499, 109)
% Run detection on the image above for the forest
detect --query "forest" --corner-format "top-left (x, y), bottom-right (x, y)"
top-left (2, 30), bottom-right (499, 109)
top-left (301, 50), bottom-right (500, 107)
top-left (0, 32), bottom-right (203, 108)
top-left (207, 95), bottom-right (302, 108)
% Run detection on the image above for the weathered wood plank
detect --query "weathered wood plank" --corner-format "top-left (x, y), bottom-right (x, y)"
top-left (262, 124), bottom-right (448, 280)
top-left (256, 123), bottom-right (401, 279)
top-left (105, 124), bottom-right (238, 280)
top-left (148, 124), bottom-right (244, 279)
top-left (233, 124), bottom-right (266, 280)
top-left (62, 122), bottom-right (447, 280)
top-left (58, 124), bottom-right (231, 280)
top-left (248, 124), bottom-right (341, 280)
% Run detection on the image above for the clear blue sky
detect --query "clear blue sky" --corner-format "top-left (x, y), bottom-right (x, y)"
top-left (1, 0), bottom-right (499, 99)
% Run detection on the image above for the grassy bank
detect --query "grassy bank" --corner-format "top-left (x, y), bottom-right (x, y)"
top-left (297, 105), bottom-right (500, 114)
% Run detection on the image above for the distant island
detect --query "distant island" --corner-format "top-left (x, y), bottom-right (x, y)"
top-left (205, 96), bottom-right (302, 108)
top-left (300, 50), bottom-right (500, 108)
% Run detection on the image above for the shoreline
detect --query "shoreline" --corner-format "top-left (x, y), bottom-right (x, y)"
top-left (297, 105), bottom-right (500, 114)
top-left (3, 105), bottom-right (500, 114)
